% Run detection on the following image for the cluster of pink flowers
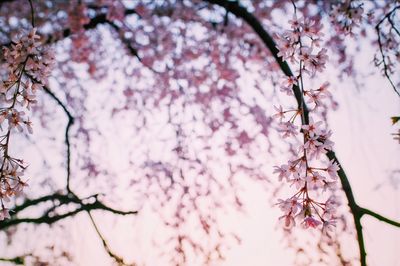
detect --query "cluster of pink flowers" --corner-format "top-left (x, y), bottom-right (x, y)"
top-left (68, 3), bottom-right (92, 63)
top-left (0, 28), bottom-right (54, 220)
top-left (330, 0), bottom-right (364, 35)
top-left (274, 15), bottom-right (340, 232)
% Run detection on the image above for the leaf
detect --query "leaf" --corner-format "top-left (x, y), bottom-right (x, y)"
top-left (391, 116), bottom-right (400, 125)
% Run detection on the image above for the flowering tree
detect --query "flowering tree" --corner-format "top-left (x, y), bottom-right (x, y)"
top-left (0, 0), bottom-right (399, 265)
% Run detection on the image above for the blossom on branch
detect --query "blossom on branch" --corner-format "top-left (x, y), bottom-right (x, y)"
top-left (274, 10), bottom-right (340, 231)
top-left (0, 28), bottom-right (54, 217)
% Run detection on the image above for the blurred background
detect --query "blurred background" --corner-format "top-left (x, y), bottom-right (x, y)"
top-left (0, 0), bottom-right (399, 265)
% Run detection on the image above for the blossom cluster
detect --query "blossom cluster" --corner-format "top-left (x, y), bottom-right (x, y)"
top-left (330, 0), bottom-right (364, 35)
top-left (274, 15), bottom-right (340, 232)
top-left (0, 28), bottom-right (54, 220)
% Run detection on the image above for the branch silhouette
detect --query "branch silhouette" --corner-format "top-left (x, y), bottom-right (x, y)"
top-left (0, 83), bottom-right (137, 263)
top-left (203, 1), bottom-right (400, 265)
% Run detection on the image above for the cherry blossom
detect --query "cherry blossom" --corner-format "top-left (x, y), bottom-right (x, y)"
top-left (303, 216), bottom-right (322, 229)
top-left (0, 28), bottom-right (54, 217)
top-left (274, 7), bottom-right (340, 231)
top-left (0, 1), bottom-right (397, 265)
top-left (330, 0), bottom-right (365, 35)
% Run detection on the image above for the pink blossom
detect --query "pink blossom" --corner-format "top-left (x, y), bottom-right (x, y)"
top-left (303, 216), bottom-right (321, 228)
top-left (282, 76), bottom-right (298, 90)
top-left (273, 165), bottom-right (289, 181)
top-left (277, 198), bottom-right (302, 215)
top-left (0, 208), bottom-right (11, 221)
top-left (301, 118), bottom-right (323, 137)
top-left (278, 121), bottom-right (298, 138)
top-left (306, 171), bottom-right (325, 190)
top-left (290, 177), bottom-right (306, 189)
top-left (301, 18), bottom-right (320, 38)
top-left (326, 160), bottom-right (340, 179)
top-left (272, 105), bottom-right (285, 121)
top-left (280, 214), bottom-right (296, 229)
top-left (322, 219), bottom-right (336, 234)
top-left (303, 135), bottom-right (322, 153)
top-left (317, 81), bottom-right (331, 97)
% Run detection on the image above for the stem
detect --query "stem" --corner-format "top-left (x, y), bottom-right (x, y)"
top-left (359, 207), bottom-right (400, 228)
top-left (28, 0), bottom-right (35, 27)
top-left (42, 85), bottom-right (75, 193)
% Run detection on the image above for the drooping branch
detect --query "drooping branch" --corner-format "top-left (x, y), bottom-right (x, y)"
top-left (39, 84), bottom-right (139, 262)
top-left (0, 78), bottom-right (139, 261)
top-left (203, 1), bottom-right (399, 266)
top-left (327, 150), bottom-right (366, 264)
top-left (42, 86), bottom-right (75, 193)
top-left (88, 212), bottom-right (136, 266)
top-left (27, 0), bottom-right (34, 27)
top-left (359, 207), bottom-right (400, 227)
top-left (105, 17), bottom-right (161, 73)
top-left (375, 5), bottom-right (400, 97)
top-left (204, 0), bottom-right (309, 124)
top-left (1, 8), bottom-right (137, 47)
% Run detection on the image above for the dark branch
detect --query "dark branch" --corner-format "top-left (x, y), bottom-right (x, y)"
top-left (202, 1), bottom-right (400, 266)
top-left (42, 86), bottom-right (75, 193)
top-left (27, 0), bottom-right (35, 27)
top-left (17, 56), bottom-right (137, 265)
top-left (204, 0), bottom-right (309, 124)
top-left (0, 192), bottom-right (137, 230)
top-left (106, 21), bottom-right (162, 73)
top-left (0, 255), bottom-right (25, 265)
top-left (375, 5), bottom-right (400, 97)
top-left (327, 150), bottom-right (366, 265)
top-left (88, 212), bottom-right (136, 266)
top-left (12, 192), bottom-right (78, 215)
top-left (375, 28), bottom-right (400, 97)
top-left (359, 207), bottom-right (400, 228)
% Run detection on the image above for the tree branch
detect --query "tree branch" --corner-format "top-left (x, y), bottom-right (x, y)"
top-left (375, 5), bottom-right (400, 97)
top-left (42, 86), bottom-right (75, 193)
top-left (0, 255), bottom-right (25, 265)
top-left (201, 1), bottom-right (399, 265)
top-left (359, 207), bottom-right (400, 227)
top-left (327, 150), bottom-right (366, 265)
top-left (87, 212), bottom-right (136, 266)
top-left (204, 0), bottom-right (309, 124)
top-left (16, 76), bottom-right (137, 264)
top-left (106, 20), bottom-right (161, 73)
top-left (0, 192), bottom-right (137, 230)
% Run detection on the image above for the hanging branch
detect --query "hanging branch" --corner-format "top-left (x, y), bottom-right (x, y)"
top-left (42, 85), bottom-right (75, 193)
top-left (88, 212), bottom-right (136, 266)
top-left (203, 1), bottom-right (400, 265)
top-left (375, 5), bottom-right (400, 97)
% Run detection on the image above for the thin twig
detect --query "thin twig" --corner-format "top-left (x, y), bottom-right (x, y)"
top-left (27, 0), bottom-right (35, 27)
top-left (87, 212), bottom-right (136, 266)
top-left (359, 207), bottom-right (400, 227)
top-left (375, 5), bottom-right (400, 97)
